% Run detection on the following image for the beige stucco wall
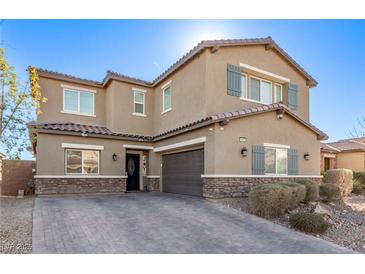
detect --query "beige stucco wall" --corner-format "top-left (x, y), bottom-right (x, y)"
top-left (151, 126), bottom-right (214, 176)
top-left (212, 111), bottom-right (320, 175)
top-left (152, 52), bottom-right (207, 135)
top-left (36, 133), bottom-right (153, 176)
top-left (105, 81), bottom-right (154, 135)
top-left (205, 45), bottom-right (310, 121)
top-left (37, 78), bottom-right (106, 126)
top-left (336, 151), bottom-right (364, 172)
top-left (36, 110), bottom-right (320, 180)
top-left (38, 44), bottom-right (313, 138)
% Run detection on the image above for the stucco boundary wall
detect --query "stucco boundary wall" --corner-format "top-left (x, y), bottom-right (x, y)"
top-left (202, 175), bottom-right (323, 199)
top-left (34, 177), bottom-right (127, 195)
top-left (0, 160), bottom-right (36, 196)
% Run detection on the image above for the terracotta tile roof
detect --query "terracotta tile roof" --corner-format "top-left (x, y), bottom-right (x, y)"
top-left (35, 36), bottom-right (317, 88)
top-left (321, 137), bottom-right (365, 152)
top-left (320, 143), bottom-right (340, 152)
top-left (30, 103), bottom-right (327, 142)
top-left (153, 37), bottom-right (317, 86)
top-left (103, 70), bottom-right (152, 87)
top-left (35, 68), bottom-right (102, 86)
top-left (29, 122), bottom-right (153, 141)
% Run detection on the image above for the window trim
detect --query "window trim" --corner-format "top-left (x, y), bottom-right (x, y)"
top-left (264, 144), bottom-right (289, 176)
top-left (62, 88), bottom-right (95, 117)
top-left (248, 76), bottom-right (274, 104)
top-left (133, 89), bottom-right (146, 117)
top-left (161, 83), bottom-right (172, 114)
top-left (65, 149), bottom-right (100, 175)
top-left (274, 83), bottom-right (283, 103)
top-left (239, 73), bottom-right (248, 99)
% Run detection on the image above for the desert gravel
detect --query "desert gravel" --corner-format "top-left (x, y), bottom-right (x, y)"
top-left (0, 197), bottom-right (34, 254)
top-left (213, 194), bottom-right (365, 253)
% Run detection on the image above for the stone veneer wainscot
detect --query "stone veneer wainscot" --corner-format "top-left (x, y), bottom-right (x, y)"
top-left (34, 177), bottom-right (127, 195)
top-left (146, 176), bottom-right (160, 192)
top-left (202, 176), bottom-right (322, 199)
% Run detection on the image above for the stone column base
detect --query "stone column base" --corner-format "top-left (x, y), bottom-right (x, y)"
top-left (203, 177), bottom-right (322, 199)
top-left (35, 177), bottom-right (127, 195)
top-left (146, 177), bottom-right (160, 192)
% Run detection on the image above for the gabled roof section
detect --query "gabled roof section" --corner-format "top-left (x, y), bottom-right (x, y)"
top-left (36, 68), bottom-right (102, 87)
top-left (321, 136), bottom-right (365, 152)
top-left (35, 36), bottom-right (318, 88)
top-left (30, 103), bottom-right (327, 143)
top-left (154, 103), bottom-right (327, 141)
top-left (152, 37), bottom-right (317, 87)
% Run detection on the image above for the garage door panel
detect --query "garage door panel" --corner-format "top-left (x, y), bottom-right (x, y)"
top-left (162, 149), bottom-right (204, 196)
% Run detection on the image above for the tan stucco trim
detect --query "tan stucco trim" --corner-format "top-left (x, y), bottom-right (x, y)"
top-left (153, 137), bottom-right (206, 152)
top-left (61, 143), bottom-right (104, 150)
top-left (201, 174), bottom-right (323, 178)
top-left (123, 144), bottom-right (154, 150)
top-left (239, 62), bottom-right (290, 83)
top-left (146, 175), bottom-right (160, 178)
top-left (34, 175), bottom-right (127, 178)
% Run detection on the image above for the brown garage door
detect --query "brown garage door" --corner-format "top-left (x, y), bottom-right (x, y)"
top-left (162, 149), bottom-right (204, 196)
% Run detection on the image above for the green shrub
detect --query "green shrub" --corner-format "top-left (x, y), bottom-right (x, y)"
top-left (289, 213), bottom-right (329, 234)
top-left (297, 180), bottom-right (320, 202)
top-left (323, 169), bottom-right (353, 199)
top-left (249, 182), bottom-right (305, 218)
top-left (282, 182), bottom-right (306, 208)
top-left (353, 172), bottom-right (365, 194)
top-left (319, 183), bottom-right (341, 202)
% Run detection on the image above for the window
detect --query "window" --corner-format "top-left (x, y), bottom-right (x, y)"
top-left (63, 88), bottom-right (94, 116)
top-left (264, 146), bottom-right (288, 175)
top-left (250, 78), bottom-right (260, 101)
top-left (162, 85), bottom-right (172, 113)
top-left (65, 149), bottom-right (99, 174)
top-left (133, 90), bottom-right (145, 115)
top-left (240, 74), bottom-right (247, 98)
top-left (261, 80), bottom-right (272, 104)
top-left (274, 84), bottom-right (282, 103)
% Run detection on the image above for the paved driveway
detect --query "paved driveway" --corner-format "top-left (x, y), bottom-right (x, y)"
top-left (32, 192), bottom-right (352, 254)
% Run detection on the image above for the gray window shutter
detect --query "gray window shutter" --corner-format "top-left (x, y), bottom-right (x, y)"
top-left (288, 83), bottom-right (298, 110)
top-left (227, 64), bottom-right (241, 97)
top-left (288, 149), bottom-right (299, 175)
top-left (252, 145), bottom-right (265, 175)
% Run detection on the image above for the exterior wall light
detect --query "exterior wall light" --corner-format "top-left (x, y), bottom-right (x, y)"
top-left (112, 153), bottom-right (118, 161)
top-left (304, 153), bottom-right (310, 161)
top-left (276, 109), bottom-right (284, 119)
top-left (239, 137), bottom-right (247, 143)
top-left (241, 147), bottom-right (248, 157)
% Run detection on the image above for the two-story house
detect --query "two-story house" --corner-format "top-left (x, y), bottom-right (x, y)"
top-left (29, 37), bottom-right (327, 198)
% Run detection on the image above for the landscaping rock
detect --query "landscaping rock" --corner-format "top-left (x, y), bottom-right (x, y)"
top-left (312, 202), bottom-right (333, 218)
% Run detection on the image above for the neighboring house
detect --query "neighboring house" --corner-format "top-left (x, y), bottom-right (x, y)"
top-left (321, 137), bottom-right (365, 173)
top-left (28, 37), bottom-right (327, 198)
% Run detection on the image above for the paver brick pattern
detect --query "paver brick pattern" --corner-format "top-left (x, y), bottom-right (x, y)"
top-left (32, 192), bottom-right (353, 254)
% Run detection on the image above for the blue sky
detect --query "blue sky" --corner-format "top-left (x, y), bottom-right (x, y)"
top-left (1, 20), bottom-right (365, 159)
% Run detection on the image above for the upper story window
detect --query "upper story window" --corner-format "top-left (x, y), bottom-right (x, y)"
top-left (161, 81), bottom-right (172, 114)
top-left (132, 88), bottom-right (146, 117)
top-left (65, 149), bottom-right (99, 174)
top-left (240, 74), bottom-right (247, 98)
top-left (248, 77), bottom-right (272, 104)
top-left (274, 84), bottom-right (283, 103)
top-left (62, 85), bottom-right (95, 117)
top-left (227, 63), bottom-right (293, 107)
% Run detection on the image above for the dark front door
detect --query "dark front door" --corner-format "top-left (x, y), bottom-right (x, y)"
top-left (324, 157), bottom-right (330, 171)
top-left (126, 153), bottom-right (140, 191)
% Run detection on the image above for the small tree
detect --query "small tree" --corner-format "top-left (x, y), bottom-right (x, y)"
top-left (348, 117), bottom-right (365, 138)
top-left (0, 48), bottom-right (46, 159)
